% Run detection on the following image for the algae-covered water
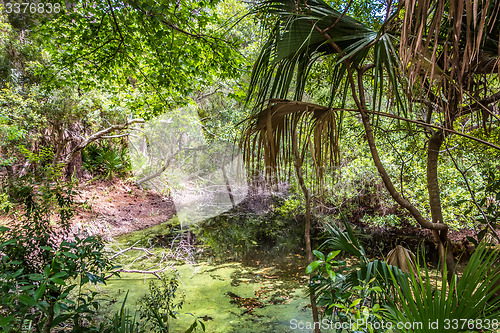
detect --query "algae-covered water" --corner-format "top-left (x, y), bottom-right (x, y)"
top-left (97, 251), bottom-right (317, 332)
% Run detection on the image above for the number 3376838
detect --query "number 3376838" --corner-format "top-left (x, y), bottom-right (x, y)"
top-left (5, 2), bottom-right (61, 14)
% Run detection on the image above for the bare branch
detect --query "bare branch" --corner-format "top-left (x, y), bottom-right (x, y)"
top-left (62, 118), bottom-right (144, 165)
top-left (135, 145), bottom-right (207, 186)
top-left (109, 241), bottom-right (157, 260)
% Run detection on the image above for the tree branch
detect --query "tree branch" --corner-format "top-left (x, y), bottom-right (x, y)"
top-left (62, 118), bottom-right (144, 165)
top-left (135, 145), bottom-right (206, 186)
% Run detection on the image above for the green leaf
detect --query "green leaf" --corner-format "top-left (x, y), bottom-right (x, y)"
top-left (0, 316), bottom-right (15, 328)
top-left (350, 298), bottom-right (361, 308)
top-left (305, 260), bottom-right (321, 274)
top-left (18, 294), bottom-right (37, 306)
top-left (185, 321), bottom-right (197, 333)
top-left (326, 250), bottom-right (341, 262)
top-left (327, 267), bottom-right (336, 280)
top-left (62, 251), bottom-right (78, 259)
top-left (34, 283), bottom-right (46, 301)
top-left (312, 250), bottom-right (325, 261)
top-left (54, 302), bottom-right (61, 317)
top-left (51, 278), bottom-right (66, 286)
top-left (50, 272), bottom-right (67, 279)
top-left (50, 314), bottom-right (72, 328)
top-left (29, 274), bottom-right (45, 281)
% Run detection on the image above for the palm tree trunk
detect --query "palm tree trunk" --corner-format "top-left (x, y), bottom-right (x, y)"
top-left (427, 131), bottom-right (455, 280)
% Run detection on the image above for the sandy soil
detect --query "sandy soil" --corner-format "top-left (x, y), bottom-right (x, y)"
top-left (71, 179), bottom-right (176, 240)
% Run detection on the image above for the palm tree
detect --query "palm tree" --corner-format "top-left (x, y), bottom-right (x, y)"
top-left (244, 0), bottom-right (499, 290)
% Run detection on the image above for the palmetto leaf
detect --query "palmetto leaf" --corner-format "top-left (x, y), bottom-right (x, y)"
top-left (244, 0), bottom-right (408, 185)
top-left (248, 0), bottom-right (403, 111)
top-left (321, 216), bottom-right (366, 261)
top-left (384, 242), bottom-right (500, 332)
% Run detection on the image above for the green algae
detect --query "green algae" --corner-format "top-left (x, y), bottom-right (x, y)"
top-left (97, 261), bottom-right (315, 332)
top-left (99, 213), bottom-right (320, 332)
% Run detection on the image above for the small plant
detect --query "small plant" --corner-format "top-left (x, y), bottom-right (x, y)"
top-left (306, 216), bottom-right (408, 332)
top-left (140, 276), bottom-right (205, 333)
top-left (139, 275), bottom-right (184, 332)
top-left (139, 274), bottom-right (206, 333)
top-left (0, 191), bottom-right (13, 213)
top-left (82, 142), bottom-right (130, 179)
top-left (328, 279), bottom-right (386, 333)
top-left (99, 292), bottom-right (144, 333)
top-left (384, 242), bottom-right (500, 333)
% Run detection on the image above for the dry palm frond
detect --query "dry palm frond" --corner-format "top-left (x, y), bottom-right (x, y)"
top-left (242, 99), bottom-right (340, 183)
top-left (386, 245), bottom-right (417, 275)
top-left (399, 0), bottom-right (500, 120)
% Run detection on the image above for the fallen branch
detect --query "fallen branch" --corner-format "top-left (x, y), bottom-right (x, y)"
top-left (104, 267), bottom-right (172, 280)
top-left (104, 234), bottom-right (196, 280)
top-left (109, 241), bottom-right (157, 260)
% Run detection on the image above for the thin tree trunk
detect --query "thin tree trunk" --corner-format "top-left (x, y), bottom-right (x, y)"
top-left (427, 131), bottom-right (455, 280)
top-left (291, 127), bottom-right (321, 333)
top-left (352, 66), bottom-right (454, 281)
top-left (314, 23), bottom-right (456, 283)
top-left (41, 302), bottom-right (54, 333)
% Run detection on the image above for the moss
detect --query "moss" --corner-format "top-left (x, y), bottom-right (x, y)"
top-left (114, 215), bottom-right (181, 246)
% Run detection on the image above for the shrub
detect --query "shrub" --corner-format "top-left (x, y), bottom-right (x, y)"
top-left (384, 242), bottom-right (500, 333)
top-left (0, 171), bottom-right (117, 332)
top-left (139, 274), bottom-right (206, 333)
top-left (82, 142), bottom-right (130, 179)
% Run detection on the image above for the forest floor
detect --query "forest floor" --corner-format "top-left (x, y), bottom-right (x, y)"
top-left (70, 179), bottom-right (176, 240)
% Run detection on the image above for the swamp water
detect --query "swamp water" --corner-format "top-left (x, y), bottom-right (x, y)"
top-left (96, 226), bottom-right (318, 332)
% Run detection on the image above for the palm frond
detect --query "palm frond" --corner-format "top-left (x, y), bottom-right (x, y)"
top-left (242, 99), bottom-right (340, 182)
top-left (384, 241), bottom-right (500, 332)
top-left (321, 215), bottom-right (366, 260)
top-left (399, 0), bottom-right (500, 118)
top-left (248, 0), bottom-right (404, 113)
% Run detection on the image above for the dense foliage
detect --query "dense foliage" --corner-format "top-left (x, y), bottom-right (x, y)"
top-left (0, 0), bottom-right (499, 332)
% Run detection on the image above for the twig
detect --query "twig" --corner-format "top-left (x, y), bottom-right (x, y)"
top-left (444, 141), bottom-right (500, 243)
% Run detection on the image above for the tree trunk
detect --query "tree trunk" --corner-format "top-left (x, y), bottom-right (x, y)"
top-left (41, 302), bottom-right (54, 333)
top-left (292, 128), bottom-right (321, 333)
top-left (427, 131), bottom-right (455, 281)
top-left (66, 150), bottom-right (83, 179)
top-left (350, 67), bottom-right (454, 281)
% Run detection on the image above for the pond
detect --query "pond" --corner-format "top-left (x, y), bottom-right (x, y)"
top-left (97, 228), bottom-right (318, 332)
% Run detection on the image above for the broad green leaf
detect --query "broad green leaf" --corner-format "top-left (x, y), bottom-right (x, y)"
top-left (327, 268), bottom-right (336, 280)
top-left (350, 298), bottom-right (361, 308)
top-left (62, 252), bottom-right (78, 259)
top-left (29, 274), bottom-right (45, 281)
top-left (305, 260), bottom-right (321, 274)
top-left (18, 294), bottom-right (36, 306)
top-left (312, 250), bottom-right (325, 261)
top-left (0, 316), bottom-right (15, 327)
top-left (326, 250), bottom-right (341, 262)
top-left (34, 283), bottom-right (46, 301)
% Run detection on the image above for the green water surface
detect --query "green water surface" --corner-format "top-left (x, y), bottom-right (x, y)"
top-left (96, 260), bottom-right (317, 332)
